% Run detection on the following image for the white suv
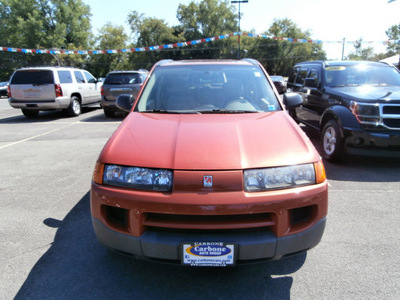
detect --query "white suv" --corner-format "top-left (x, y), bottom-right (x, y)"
top-left (8, 66), bottom-right (102, 117)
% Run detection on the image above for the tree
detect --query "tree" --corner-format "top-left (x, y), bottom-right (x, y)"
top-left (246, 18), bottom-right (326, 76)
top-left (127, 11), bottom-right (183, 69)
top-left (88, 23), bottom-right (129, 77)
top-left (385, 24), bottom-right (400, 55)
top-left (176, 0), bottom-right (238, 59)
top-left (177, 0), bottom-right (236, 40)
top-left (346, 39), bottom-right (376, 61)
top-left (0, 0), bottom-right (92, 79)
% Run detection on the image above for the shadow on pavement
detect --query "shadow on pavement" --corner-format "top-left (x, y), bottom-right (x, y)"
top-left (0, 107), bottom-right (100, 124)
top-left (300, 125), bottom-right (400, 183)
top-left (15, 192), bottom-right (306, 300)
top-left (80, 111), bottom-right (126, 123)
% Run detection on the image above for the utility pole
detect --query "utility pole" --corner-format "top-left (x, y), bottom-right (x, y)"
top-left (231, 0), bottom-right (248, 59)
top-left (388, 0), bottom-right (400, 68)
top-left (341, 38), bottom-right (345, 60)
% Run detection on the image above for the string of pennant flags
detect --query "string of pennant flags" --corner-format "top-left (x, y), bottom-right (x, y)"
top-left (1, 32), bottom-right (400, 55)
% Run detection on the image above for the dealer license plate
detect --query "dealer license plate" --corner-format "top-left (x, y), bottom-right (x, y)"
top-left (182, 242), bottom-right (235, 267)
top-left (23, 89), bottom-right (41, 98)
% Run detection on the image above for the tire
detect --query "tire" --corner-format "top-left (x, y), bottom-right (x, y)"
top-left (321, 119), bottom-right (344, 162)
top-left (103, 109), bottom-right (115, 118)
top-left (66, 96), bottom-right (81, 117)
top-left (21, 109), bottom-right (39, 118)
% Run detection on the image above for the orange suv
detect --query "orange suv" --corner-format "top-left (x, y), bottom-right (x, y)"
top-left (91, 59), bottom-right (328, 266)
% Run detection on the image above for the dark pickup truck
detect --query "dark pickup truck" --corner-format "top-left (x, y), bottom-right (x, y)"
top-left (287, 60), bottom-right (400, 161)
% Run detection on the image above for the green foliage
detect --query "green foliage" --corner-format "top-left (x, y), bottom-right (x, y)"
top-left (346, 39), bottom-right (376, 61)
top-left (0, 0), bottom-right (92, 80)
top-left (88, 23), bottom-right (130, 77)
top-left (385, 24), bottom-right (400, 54)
top-left (246, 19), bottom-right (326, 75)
top-left (347, 47), bottom-right (376, 61)
top-left (127, 10), bottom-right (183, 69)
top-left (346, 38), bottom-right (389, 62)
top-left (2, 0), bottom-right (399, 81)
top-left (176, 0), bottom-right (238, 59)
top-left (177, 0), bottom-right (236, 39)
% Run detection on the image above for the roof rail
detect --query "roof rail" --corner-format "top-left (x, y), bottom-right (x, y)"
top-left (241, 58), bottom-right (259, 65)
top-left (155, 59), bottom-right (173, 66)
top-left (19, 65), bottom-right (76, 69)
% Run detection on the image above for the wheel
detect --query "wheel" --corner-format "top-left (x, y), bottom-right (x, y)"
top-left (66, 96), bottom-right (81, 117)
top-left (21, 109), bottom-right (39, 118)
top-left (103, 109), bottom-right (115, 118)
top-left (321, 120), bottom-right (344, 162)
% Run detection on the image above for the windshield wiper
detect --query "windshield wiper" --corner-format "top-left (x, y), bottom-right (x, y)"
top-left (141, 109), bottom-right (200, 114)
top-left (332, 84), bottom-right (360, 87)
top-left (198, 109), bottom-right (259, 114)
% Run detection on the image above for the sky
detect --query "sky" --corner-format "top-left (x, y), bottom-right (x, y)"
top-left (82, 0), bottom-right (400, 60)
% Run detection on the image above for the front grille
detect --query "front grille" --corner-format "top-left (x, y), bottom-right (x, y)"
top-left (383, 106), bottom-right (400, 114)
top-left (383, 119), bottom-right (400, 128)
top-left (143, 212), bottom-right (275, 231)
top-left (382, 104), bottom-right (400, 129)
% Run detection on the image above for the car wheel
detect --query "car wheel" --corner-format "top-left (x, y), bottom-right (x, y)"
top-left (321, 120), bottom-right (344, 162)
top-left (21, 109), bottom-right (39, 118)
top-left (67, 96), bottom-right (81, 117)
top-left (103, 109), bottom-right (115, 118)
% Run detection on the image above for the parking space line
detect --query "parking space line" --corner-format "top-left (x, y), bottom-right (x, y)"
top-left (0, 122), bottom-right (77, 150)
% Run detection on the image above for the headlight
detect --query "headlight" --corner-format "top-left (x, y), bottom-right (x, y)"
top-left (103, 165), bottom-right (173, 192)
top-left (244, 163), bottom-right (317, 192)
top-left (350, 101), bottom-right (380, 124)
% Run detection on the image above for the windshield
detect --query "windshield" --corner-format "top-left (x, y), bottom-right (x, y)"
top-left (135, 64), bottom-right (281, 113)
top-left (325, 64), bottom-right (400, 87)
top-left (11, 70), bottom-right (54, 85)
top-left (104, 73), bottom-right (143, 85)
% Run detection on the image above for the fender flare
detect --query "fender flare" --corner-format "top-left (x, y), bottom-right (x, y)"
top-left (320, 105), bottom-right (360, 133)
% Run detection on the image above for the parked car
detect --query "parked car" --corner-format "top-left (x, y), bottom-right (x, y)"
top-left (90, 59), bottom-right (328, 266)
top-left (8, 66), bottom-right (102, 117)
top-left (101, 70), bottom-right (148, 117)
top-left (270, 75), bottom-right (287, 94)
top-left (287, 60), bottom-right (400, 161)
top-left (0, 81), bottom-right (8, 97)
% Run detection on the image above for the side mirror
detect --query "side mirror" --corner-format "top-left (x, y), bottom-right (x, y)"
top-left (304, 77), bottom-right (318, 88)
top-left (283, 92), bottom-right (303, 109)
top-left (116, 94), bottom-right (134, 112)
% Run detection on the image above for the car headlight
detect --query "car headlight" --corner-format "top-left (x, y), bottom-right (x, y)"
top-left (102, 164), bottom-right (173, 192)
top-left (244, 163), bottom-right (321, 192)
top-left (350, 101), bottom-right (380, 124)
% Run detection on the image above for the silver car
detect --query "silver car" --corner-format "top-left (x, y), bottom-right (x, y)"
top-left (8, 66), bottom-right (102, 118)
top-left (101, 70), bottom-right (148, 117)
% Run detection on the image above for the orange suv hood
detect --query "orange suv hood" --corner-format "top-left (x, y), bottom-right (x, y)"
top-left (100, 112), bottom-right (319, 170)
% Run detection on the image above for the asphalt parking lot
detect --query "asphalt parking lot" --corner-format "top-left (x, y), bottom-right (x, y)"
top-left (1, 98), bottom-right (399, 299)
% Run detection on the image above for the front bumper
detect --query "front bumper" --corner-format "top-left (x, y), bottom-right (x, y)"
top-left (343, 127), bottom-right (400, 158)
top-left (92, 216), bottom-right (326, 263)
top-left (91, 179), bottom-right (328, 264)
